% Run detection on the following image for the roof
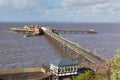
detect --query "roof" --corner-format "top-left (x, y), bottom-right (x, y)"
top-left (50, 58), bottom-right (77, 66)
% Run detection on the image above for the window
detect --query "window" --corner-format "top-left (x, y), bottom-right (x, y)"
top-left (74, 65), bottom-right (78, 71)
top-left (72, 65), bottom-right (74, 72)
top-left (59, 67), bottom-right (62, 73)
top-left (65, 66), bottom-right (69, 72)
top-left (59, 66), bottom-right (65, 73)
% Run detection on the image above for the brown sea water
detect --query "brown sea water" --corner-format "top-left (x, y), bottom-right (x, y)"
top-left (0, 22), bottom-right (120, 69)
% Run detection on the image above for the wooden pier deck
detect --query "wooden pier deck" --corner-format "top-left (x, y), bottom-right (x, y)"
top-left (42, 27), bottom-right (106, 64)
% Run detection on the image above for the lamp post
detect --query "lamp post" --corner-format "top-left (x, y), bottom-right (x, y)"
top-left (22, 62), bottom-right (24, 80)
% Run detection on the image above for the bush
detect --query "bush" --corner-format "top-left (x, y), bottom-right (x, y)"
top-left (110, 50), bottom-right (120, 80)
top-left (72, 70), bottom-right (95, 80)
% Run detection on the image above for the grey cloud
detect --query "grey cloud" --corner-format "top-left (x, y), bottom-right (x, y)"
top-left (62, 0), bottom-right (108, 7)
top-left (91, 1), bottom-right (120, 14)
top-left (11, 0), bottom-right (43, 10)
top-left (0, 0), bottom-right (45, 10)
top-left (43, 7), bottom-right (81, 16)
top-left (0, 0), bottom-right (7, 8)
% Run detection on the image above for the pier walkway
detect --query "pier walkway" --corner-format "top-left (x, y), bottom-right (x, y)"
top-left (42, 27), bottom-right (106, 64)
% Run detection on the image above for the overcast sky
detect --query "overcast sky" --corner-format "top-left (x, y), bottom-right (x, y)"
top-left (0, 0), bottom-right (120, 22)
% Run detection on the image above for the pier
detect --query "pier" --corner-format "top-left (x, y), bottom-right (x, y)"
top-left (52, 29), bottom-right (97, 34)
top-left (42, 27), bottom-right (105, 64)
top-left (3, 26), bottom-right (107, 80)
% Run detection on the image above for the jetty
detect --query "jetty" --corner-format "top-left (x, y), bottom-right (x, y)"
top-left (52, 29), bottom-right (97, 34)
top-left (42, 27), bottom-right (105, 64)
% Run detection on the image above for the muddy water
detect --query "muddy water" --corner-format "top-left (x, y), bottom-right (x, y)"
top-left (0, 23), bottom-right (120, 69)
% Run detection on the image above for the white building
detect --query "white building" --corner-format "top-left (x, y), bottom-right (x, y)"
top-left (50, 58), bottom-right (78, 77)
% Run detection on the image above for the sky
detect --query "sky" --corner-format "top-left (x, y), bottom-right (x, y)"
top-left (0, 0), bottom-right (120, 22)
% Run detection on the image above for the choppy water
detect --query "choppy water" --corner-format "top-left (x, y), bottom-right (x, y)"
top-left (0, 23), bottom-right (120, 69)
